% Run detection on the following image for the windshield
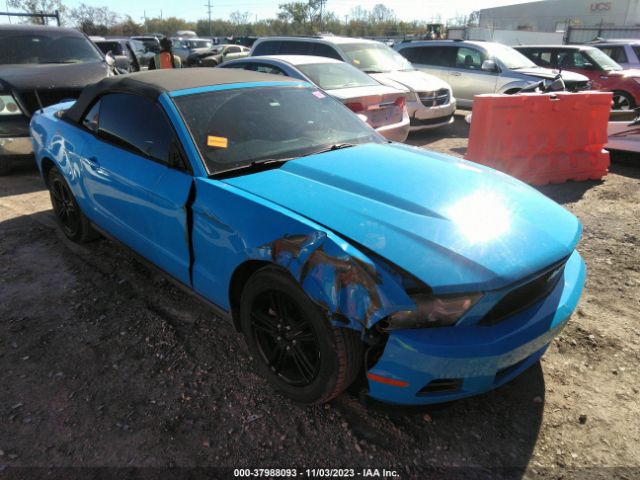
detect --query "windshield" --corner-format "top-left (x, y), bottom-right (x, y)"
top-left (95, 41), bottom-right (123, 56)
top-left (298, 62), bottom-right (379, 90)
top-left (0, 32), bottom-right (103, 65)
top-left (340, 42), bottom-right (414, 73)
top-left (133, 38), bottom-right (160, 53)
top-left (587, 48), bottom-right (623, 71)
top-left (486, 43), bottom-right (536, 69)
top-left (128, 39), bottom-right (145, 55)
top-left (174, 86), bottom-right (382, 175)
top-left (187, 40), bottom-right (213, 49)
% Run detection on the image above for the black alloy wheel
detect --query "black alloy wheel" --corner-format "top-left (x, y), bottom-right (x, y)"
top-left (50, 170), bottom-right (80, 238)
top-left (250, 290), bottom-right (320, 386)
top-left (47, 167), bottom-right (99, 243)
top-left (240, 267), bottom-right (363, 404)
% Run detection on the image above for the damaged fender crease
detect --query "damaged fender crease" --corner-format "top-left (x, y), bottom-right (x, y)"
top-left (256, 231), bottom-right (413, 330)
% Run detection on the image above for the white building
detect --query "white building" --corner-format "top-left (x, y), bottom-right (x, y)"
top-left (479, 0), bottom-right (640, 32)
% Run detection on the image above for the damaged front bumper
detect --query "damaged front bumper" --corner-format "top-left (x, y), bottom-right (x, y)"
top-left (366, 250), bottom-right (586, 405)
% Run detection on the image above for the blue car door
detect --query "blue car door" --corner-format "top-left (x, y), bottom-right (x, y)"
top-left (78, 93), bottom-right (193, 286)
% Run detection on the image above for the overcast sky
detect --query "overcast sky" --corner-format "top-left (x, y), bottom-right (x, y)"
top-left (1, 0), bottom-right (538, 24)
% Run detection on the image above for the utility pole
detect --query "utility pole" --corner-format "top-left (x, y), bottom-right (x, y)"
top-left (204, 0), bottom-right (213, 36)
top-left (141, 10), bottom-right (147, 32)
top-left (319, 0), bottom-right (326, 32)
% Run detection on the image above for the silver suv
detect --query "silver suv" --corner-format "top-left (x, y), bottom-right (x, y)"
top-left (591, 39), bottom-right (640, 70)
top-left (394, 40), bottom-right (590, 108)
top-left (251, 36), bottom-right (456, 131)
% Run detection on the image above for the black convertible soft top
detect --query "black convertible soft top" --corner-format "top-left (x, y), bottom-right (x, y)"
top-left (64, 68), bottom-right (302, 124)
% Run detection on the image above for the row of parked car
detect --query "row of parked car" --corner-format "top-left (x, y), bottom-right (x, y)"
top-left (2, 23), bottom-right (640, 175)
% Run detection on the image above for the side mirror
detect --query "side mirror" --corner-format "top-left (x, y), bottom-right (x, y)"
top-left (105, 52), bottom-right (116, 67)
top-left (481, 59), bottom-right (497, 72)
top-left (356, 113), bottom-right (369, 123)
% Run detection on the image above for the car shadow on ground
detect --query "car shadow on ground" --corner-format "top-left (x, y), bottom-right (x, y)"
top-left (405, 115), bottom-right (470, 150)
top-left (536, 179), bottom-right (602, 205)
top-left (0, 167), bottom-right (44, 198)
top-left (609, 158), bottom-right (640, 179)
top-left (333, 363), bottom-right (545, 476)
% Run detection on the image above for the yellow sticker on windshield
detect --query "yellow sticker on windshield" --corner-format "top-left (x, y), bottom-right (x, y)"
top-left (207, 135), bottom-right (228, 148)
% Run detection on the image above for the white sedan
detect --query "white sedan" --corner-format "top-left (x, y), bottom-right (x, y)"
top-left (220, 55), bottom-right (411, 142)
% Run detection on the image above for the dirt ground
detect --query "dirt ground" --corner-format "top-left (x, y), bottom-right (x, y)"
top-left (1, 117), bottom-right (639, 479)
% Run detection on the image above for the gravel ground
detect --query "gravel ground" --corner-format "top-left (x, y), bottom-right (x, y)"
top-left (0, 117), bottom-right (638, 479)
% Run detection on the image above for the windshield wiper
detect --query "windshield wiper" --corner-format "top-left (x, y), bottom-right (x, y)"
top-left (304, 143), bottom-right (357, 156)
top-left (40, 60), bottom-right (78, 64)
top-left (363, 69), bottom-right (384, 74)
top-left (212, 157), bottom-right (293, 177)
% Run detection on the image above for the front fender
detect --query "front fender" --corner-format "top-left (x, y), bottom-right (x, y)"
top-left (252, 231), bottom-right (414, 330)
top-left (191, 178), bottom-right (414, 332)
top-left (497, 79), bottom-right (540, 94)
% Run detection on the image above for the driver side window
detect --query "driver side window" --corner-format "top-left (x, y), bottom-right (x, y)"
top-left (455, 47), bottom-right (485, 70)
top-left (95, 93), bottom-right (180, 166)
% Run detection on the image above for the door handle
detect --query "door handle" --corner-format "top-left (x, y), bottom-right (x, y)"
top-left (448, 71), bottom-right (462, 76)
top-left (86, 156), bottom-right (100, 168)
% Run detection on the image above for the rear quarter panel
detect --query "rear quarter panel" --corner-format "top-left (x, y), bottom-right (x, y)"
top-left (30, 103), bottom-right (94, 213)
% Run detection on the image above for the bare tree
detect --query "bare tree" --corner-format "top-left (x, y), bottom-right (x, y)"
top-left (350, 6), bottom-right (368, 22)
top-left (69, 3), bottom-right (121, 33)
top-left (370, 4), bottom-right (395, 23)
top-left (229, 10), bottom-right (252, 25)
top-left (468, 10), bottom-right (480, 27)
top-left (7, 0), bottom-right (65, 24)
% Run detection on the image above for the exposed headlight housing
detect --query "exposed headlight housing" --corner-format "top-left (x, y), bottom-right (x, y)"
top-left (0, 94), bottom-right (22, 116)
top-left (384, 292), bottom-right (483, 329)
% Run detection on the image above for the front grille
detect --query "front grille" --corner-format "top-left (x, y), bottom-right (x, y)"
top-left (479, 259), bottom-right (567, 327)
top-left (16, 89), bottom-right (83, 115)
top-left (410, 113), bottom-right (454, 127)
top-left (417, 88), bottom-right (450, 107)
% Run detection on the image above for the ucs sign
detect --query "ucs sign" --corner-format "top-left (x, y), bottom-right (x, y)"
top-left (591, 2), bottom-right (612, 12)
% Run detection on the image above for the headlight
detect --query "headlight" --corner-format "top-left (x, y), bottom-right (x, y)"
top-left (384, 292), bottom-right (482, 329)
top-left (0, 94), bottom-right (22, 116)
top-left (633, 78), bottom-right (640, 85)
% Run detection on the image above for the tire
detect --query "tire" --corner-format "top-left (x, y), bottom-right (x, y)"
top-left (612, 91), bottom-right (636, 110)
top-left (48, 167), bottom-right (99, 243)
top-left (240, 267), bottom-right (363, 404)
top-left (0, 157), bottom-right (10, 176)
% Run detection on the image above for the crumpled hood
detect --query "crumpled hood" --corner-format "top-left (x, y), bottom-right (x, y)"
top-left (222, 143), bottom-right (581, 293)
top-left (370, 70), bottom-right (451, 93)
top-left (512, 66), bottom-right (588, 83)
top-left (0, 61), bottom-right (110, 91)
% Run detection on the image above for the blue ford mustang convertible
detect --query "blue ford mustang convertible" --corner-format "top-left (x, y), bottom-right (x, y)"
top-left (30, 69), bottom-right (586, 405)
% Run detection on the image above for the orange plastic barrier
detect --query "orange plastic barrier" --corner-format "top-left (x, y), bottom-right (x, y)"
top-left (465, 91), bottom-right (612, 185)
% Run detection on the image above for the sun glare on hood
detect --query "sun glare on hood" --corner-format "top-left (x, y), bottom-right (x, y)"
top-left (447, 191), bottom-right (511, 244)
